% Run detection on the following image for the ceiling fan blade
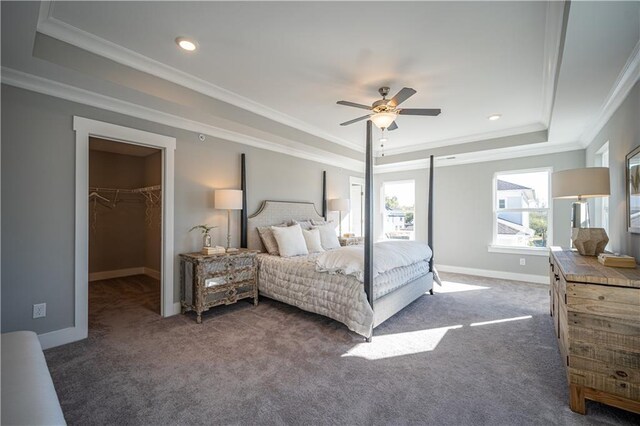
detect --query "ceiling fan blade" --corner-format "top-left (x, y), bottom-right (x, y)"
top-left (340, 115), bottom-right (371, 126)
top-left (337, 100), bottom-right (372, 110)
top-left (399, 108), bottom-right (442, 116)
top-left (387, 121), bottom-right (398, 131)
top-left (387, 87), bottom-right (417, 107)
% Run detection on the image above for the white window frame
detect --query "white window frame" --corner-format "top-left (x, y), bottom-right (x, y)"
top-left (489, 167), bottom-right (553, 256)
top-left (595, 142), bottom-right (610, 246)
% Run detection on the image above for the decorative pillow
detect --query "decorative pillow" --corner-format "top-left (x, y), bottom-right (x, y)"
top-left (293, 220), bottom-right (314, 230)
top-left (311, 219), bottom-right (330, 226)
top-left (271, 224), bottom-right (309, 257)
top-left (257, 223), bottom-right (288, 255)
top-left (313, 223), bottom-right (341, 250)
top-left (302, 228), bottom-right (324, 253)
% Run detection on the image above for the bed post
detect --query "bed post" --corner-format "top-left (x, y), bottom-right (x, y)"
top-left (364, 120), bottom-right (374, 341)
top-left (241, 153), bottom-right (248, 248)
top-left (322, 171), bottom-right (327, 220)
top-left (428, 155), bottom-right (434, 271)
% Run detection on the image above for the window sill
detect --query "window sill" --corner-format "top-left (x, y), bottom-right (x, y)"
top-left (487, 245), bottom-right (550, 256)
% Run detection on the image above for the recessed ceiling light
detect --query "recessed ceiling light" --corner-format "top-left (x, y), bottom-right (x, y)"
top-left (176, 37), bottom-right (197, 52)
top-left (488, 114), bottom-right (502, 121)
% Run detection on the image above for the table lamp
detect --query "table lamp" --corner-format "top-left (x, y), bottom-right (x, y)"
top-left (328, 198), bottom-right (350, 237)
top-left (552, 167), bottom-right (610, 255)
top-left (215, 189), bottom-right (243, 251)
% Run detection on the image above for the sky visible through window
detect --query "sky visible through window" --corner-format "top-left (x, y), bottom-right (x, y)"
top-left (498, 171), bottom-right (548, 207)
top-left (384, 182), bottom-right (415, 207)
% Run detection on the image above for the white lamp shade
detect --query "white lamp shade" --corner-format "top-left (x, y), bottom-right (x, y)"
top-left (371, 112), bottom-right (397, 129)
top-left (215, 189), bottom-right (243, 210)
top-left (328, 198), bottom-right (350, 212)
top-left (552, 167), bottom-right (610, 199)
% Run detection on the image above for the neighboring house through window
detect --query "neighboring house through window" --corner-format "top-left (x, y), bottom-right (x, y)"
top-left (493, 169), bottom-right (551, 249)
top-left (382, 180), bottom-right (415, 241)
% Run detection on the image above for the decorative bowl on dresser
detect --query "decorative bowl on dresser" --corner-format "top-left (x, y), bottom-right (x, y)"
top-left (179, 249), bottom-right (258, 323)
top-left (549, 247), bottom-right (640, 415)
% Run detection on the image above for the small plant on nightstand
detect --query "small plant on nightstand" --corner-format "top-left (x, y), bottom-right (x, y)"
top-left (189, 224), bottom-right (218, 249)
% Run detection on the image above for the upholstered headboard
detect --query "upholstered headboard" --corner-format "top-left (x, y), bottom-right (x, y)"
top-left (247, 201), bottom-right (325, 251)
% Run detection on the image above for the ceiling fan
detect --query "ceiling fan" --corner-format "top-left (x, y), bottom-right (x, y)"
top-left (337, 87), bottom-right (441, 131)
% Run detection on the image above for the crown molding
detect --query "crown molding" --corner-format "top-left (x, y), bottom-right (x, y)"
top-left (374, 141), bottom-right (583, 174)
top-left (578, 39), bottom-right (640, 148)
top-left (36, 1), bottom-right (364, 153)
top-left (382, 122), bottom-right (547, 157)
top-left (1, 67), bottom-right (363, 171)
top-left (540, 0), bottom-right (566, 128)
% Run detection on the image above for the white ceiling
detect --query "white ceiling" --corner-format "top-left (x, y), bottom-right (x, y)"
top-left (1, 1), bottom-right (638, 169)
top-left (47, 1), bottom-right (552, 152)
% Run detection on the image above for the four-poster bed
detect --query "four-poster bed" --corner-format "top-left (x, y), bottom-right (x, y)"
top-left (238, 120), bottom-right (436, 340)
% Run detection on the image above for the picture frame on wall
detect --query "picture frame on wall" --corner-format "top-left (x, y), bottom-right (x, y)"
top-left (627, 145), bottom-right (640, 233)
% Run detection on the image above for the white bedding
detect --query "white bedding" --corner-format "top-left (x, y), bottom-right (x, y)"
top-left (315, 241), bottom-right (432, 282)
top-left (257, 250), bottom-right (430, 337)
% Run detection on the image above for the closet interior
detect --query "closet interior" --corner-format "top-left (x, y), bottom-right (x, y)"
top-left (88, 137), bottom-right (162, 318)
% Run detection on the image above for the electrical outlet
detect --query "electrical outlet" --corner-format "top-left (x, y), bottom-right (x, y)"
top-left (519, 258), bottom-right (526, 266)
top-left (33, 303), bottom-right (46, 319)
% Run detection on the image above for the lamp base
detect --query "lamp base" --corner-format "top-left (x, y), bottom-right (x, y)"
top-left (572, 228), bottom-right (608, 256)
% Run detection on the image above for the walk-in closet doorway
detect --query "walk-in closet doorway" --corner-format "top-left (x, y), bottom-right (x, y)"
top-left (88, 137), bottom-right (163, 325)
top-left (55, 117), bottom-right (176, 349)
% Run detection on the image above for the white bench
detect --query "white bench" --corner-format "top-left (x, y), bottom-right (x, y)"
top-left (1, 331), bottom-right (66, 425)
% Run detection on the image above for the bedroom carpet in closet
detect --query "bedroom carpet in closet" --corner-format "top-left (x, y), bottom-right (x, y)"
top-left (45, 273), bottom-right (639, 425)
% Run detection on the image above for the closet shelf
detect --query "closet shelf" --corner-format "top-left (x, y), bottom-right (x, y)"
top-left (89, 185), bottom-right (161, 194)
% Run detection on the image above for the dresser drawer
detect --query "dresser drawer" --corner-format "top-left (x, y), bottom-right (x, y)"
top-left (205, 269), bottom-right (255, 288)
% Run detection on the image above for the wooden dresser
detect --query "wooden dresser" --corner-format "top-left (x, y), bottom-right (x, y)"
top-left (179, 249), bottom-right (258, 323)
top-left (549, 247), bottom-right (640, 415)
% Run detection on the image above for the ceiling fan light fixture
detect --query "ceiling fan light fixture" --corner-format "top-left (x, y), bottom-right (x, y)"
top-left (371, 112), bottom-right (397, 129)
top-left (176, 37), bottom-right (197, 51)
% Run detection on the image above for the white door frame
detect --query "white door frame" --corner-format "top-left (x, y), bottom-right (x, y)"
top-left (54, 117), bottom-right (175, 347)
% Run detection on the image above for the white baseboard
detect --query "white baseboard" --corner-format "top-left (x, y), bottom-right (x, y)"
top-left (144, 267), bottom-right (161, 280)
top-left (437, 264), bottom-right (548, 285)
top-left (89, 267), bottom-right (145, 281)
top-left (38, 325), bottom-right (87, 350)
top-left (89, 267), bottom-right (160, 282)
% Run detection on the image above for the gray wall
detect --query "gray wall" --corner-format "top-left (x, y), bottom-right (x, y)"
top-left (89, 149), bottom-right (147, 273)
top-left (585, 82), bottom-right (640, 263)
top-left (1, 84), bottom-right (358, 335)
top-left (376, 150), bottom-right (585, 278)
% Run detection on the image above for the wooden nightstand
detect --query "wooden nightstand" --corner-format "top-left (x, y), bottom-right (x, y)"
top-left (179, 249), bottom-right (258, 323)
top-left (339, 236), bottom-right (364, 246)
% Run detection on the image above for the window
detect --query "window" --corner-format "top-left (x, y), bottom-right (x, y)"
top-left (493, 169), bottom-right (551, 249)
top-left (382, 180), bottom-right (415, 240)
top-left (596, 143), bottom-right (609, 246)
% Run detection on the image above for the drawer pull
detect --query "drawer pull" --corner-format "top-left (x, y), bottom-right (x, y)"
top-left (554, 273), bottom-right (559, 281)
top-left (616, 370), bottom-right (628, 378)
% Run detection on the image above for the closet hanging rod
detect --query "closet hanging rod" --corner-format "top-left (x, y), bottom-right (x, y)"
top-left (89, 185), bottom-right (162, 194)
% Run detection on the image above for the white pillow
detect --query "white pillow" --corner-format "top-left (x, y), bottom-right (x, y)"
top-left (271, 224), bottom-right (309, 257)
top-left (302, 228), bottom-right (324, 253)
top-left (313, 223), bottom-right (341, 250)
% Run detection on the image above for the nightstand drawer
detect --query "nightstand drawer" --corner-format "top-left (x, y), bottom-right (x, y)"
top-left (205, 270), bottom-right (255, 288)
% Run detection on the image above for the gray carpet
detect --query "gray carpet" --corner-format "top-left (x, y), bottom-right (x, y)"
top-left (45, 273), bottom-right (640, 425)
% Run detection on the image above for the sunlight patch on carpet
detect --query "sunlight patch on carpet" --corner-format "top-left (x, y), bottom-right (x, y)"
top-left (470, 315), bottom-right (532, 327)
top-left (435, 281), bottom-right (490, 293)
top-left (342, 325), bottom-right (463, 360)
